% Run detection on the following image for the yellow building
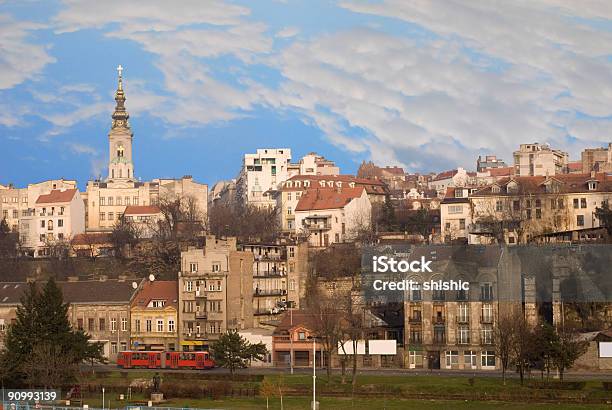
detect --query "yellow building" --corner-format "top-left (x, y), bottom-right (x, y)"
top-left (130, 279), bottom-right (178, 351)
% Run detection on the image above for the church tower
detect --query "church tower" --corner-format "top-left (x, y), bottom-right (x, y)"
top-left (108, 65), bottom-right (134, 181)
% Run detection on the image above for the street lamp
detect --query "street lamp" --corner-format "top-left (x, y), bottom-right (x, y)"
top-left (307, 335), bottom-right (318, 410)
top-left (101, 387), bottom-right (105, 410)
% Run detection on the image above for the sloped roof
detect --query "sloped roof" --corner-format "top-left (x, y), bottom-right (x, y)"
top-left (124, 205), bottom-right (161, 215)
top-left (273, 310), bottom-right (317, 335)
top-left (0, 280), bottom-right (138, 305)
top-left (472, 173), bottom-right (612, 196)
top-left (433, 169), bottom-right (457, 181)
top-left (295, 187), bottom-right (365, 211)
top-left (131, 280), bottom-right (178, 309)
top-left (36, 189), bottom-right (77, 204)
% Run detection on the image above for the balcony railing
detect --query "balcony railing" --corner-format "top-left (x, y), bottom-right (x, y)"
top-left (408, 316), bottom-right (422, 324)
top-left (433, 316), bottom-right (445, 324)
top-left (254, 289), bottom-right (287, 297)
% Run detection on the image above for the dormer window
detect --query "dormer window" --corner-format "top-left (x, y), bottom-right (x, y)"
top-left (588, 181), bottom-right (598, 191)
top-left (455, 188), bottom-right (464, 198)
top-left (507, 181), bottom-right (519, 194)
top-left (491, 185), bottom-right (500, 194)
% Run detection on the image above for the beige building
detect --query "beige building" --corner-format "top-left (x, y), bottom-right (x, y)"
top-left (123, 205), bottom-right (162, 238)
top-left (439, 187), bottom-right (479, 242)
top-left (84, 67), bottom-right (207, 232)
top-left (0, 179), bottom-right (76, 233)
top-left (293, 186), bottom-right (372, 247)
top-left (19, 188), bottom-right (85, 256)
top-left (130, 279), bottom-right (179, 351)
top-left (581, 143), bottom-right (612, 173)
top-left (240, 241), bottom-right (309, 326)
top-left (178, 236), bottom-right (254, 351)
top-left (0, 279), bottom-right (138, 362)
top-left (513, 143), bottom-right (569, 176)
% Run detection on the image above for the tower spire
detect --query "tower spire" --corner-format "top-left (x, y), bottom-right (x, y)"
top-left (112, 64), bottom-right (129, 130)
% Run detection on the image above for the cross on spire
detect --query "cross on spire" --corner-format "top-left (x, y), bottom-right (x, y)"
top-left (117, 64), bottom-right (123, 78)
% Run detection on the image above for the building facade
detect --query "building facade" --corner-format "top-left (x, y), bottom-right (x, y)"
top-left (513, 143), bottom-right (569, 177)
top-left (178, 236), bottom-right (254, 351)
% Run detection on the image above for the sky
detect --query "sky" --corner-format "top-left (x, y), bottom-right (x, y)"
top-left (1, 0), bottom-right (612, 189)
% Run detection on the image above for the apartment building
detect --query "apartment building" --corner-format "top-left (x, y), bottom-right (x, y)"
top-left (513, 143), bottom-right (569, 176)
top-left (287, 152), bottom-right (339, 176)
top-left (0, 279), bottom-right (138, 361)
top-left (0, 179), bottom-right (76, 233)
top-left (468, 172), bottom-right (612, 244)
top-left (178, 236), bottom-right (254, 351)
top-left (236, 148), bottom-right (293, 208)
top-left (440, 187), bottom-right (477, 243)
top-left (130, 279), bottom-right (179, 351)
top-left (293, 186), bottom-right (372, 247)
top-left (581, 143), bottom-right (612, 173)
top-left (429, 168), bottom-right (476, 197)
top-left (19, 188), bottom-right (85, 256)
top-left (476, 155), bottom-right (507, 172)
top-left (123, 205), bottom-right (161, 238)
top-left (240, 241), bottom-right (309, 326)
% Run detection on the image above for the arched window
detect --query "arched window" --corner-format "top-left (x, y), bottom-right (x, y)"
top-left (48, 220), bottom-right (53, 230)
top-left (117, 144), bottom-right (124, 158)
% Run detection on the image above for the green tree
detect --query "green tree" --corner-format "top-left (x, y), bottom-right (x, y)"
top-left (211, 329), bottom-right (268, 377)
top-left (0, 279), bottom-right (105, 387)
top-left (0, 217), bottom-right (18, 258)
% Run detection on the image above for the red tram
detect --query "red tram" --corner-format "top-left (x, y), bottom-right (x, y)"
top-left (117, 351), bottom-right (215, 370)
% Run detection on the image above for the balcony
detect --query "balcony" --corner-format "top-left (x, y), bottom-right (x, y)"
top-left (433, 315), bottom-right (445, 324)
top-left (254, 289), bottom-right (287, 297)
top-left (254, 308), bottom-right (284, 316)
top-left (408, 316), bottom-right (422, 324)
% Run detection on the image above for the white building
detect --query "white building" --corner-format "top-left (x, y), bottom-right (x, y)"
top-left (429, 168), bottom-right (476, 197)
top-left (294, 186), bottom-right (371, 247)
top-left (20, 188), bottom-right (85, 256)
top-left (513, 143), bottom-right (569, 176)
top-left (236, 148), bottom-right (292, 207)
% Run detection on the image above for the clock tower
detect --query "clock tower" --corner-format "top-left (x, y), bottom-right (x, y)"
top-left (108, 65), bottom-right (134, 181)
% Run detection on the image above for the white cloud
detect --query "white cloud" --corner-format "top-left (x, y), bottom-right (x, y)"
top-left (0, 14), bottom-right (55, 90)
top-left (67, 142), bottom-right (97, 155)
top-left (276, 26), bottom-right (299, 38)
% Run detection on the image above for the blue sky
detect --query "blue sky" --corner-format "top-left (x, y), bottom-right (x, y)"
top-left (2, 0), bottom-right (612, 189)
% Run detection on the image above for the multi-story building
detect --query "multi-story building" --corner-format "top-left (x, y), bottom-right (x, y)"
top-left (468, 172), bottom-right (612, 244)
top-left (123, 205), bottom-right (162, 238)
top-left (178, 236), bottom-right (254, 351)
top-left (240, 241), bottom-right (309, 325)
top-left (84, 67), bottom-right (207, 231)
top-left (429, 168), bottom-right (476, 197)
top-left (0, 279), bottom-right (138, 362)
top-left (513, 143), bottom-right (569, 176)
top-left (277, 175), bottom-right (387, 233)
top-left (19, 188), bottom-right (85, 256)
top-left (440, 187), bottom-right (477, 243)
top-left (287, 152), bottom-right (339, 176)
top-left (293, 186), bottom-right (372, 247)
top-left (236, 148), bottom-right (293, 208)
top-left (476, 155), bottom-right (507, 172)
top-left (0, 179), bottom-right (77, 233)
top-left (581, 143), bottom-right (612, 173)
top-left (130, 279), bottom-right (179, 351)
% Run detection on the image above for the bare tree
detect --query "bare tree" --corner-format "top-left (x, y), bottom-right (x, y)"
top-left (495, 307), bottom-right (518, 385)
top-left (110, 217), bottom-right (141, 259)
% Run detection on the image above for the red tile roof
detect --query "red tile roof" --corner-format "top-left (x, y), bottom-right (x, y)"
top-left (124, 205), bottom-right (161, 215)
top-left (132, 280), bottom-right (178, 309)
top-left (433, 169), bottom-right (458, 181)
top-left (568, 161), bottom-right (583, 171)
top-left (488, 166), bottom-right (515, 177)
top-left (473, 173), bottom-right (612, 196)
top-left (35, 189), bottom-right (77, 204)
top-left (72, 232), bottom-right (112, 245)
top-left (382, 166), bottom-right (405, 175)
top-left (295, 187), bottom-right (366, 211)
top-left (282, 174), bottom-right (388, 195)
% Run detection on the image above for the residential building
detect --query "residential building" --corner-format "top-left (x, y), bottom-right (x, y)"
top-left (468, 172), bottom-right (612, 244)
top-left (0, 179), bottom-right (76, 233)
top-left (429, 168), bottom-right (476, 197)
top-left (123, 205), bottom-right (162, 238)
top-left (476, 155), bottom-right (507, 172)
top-left (19, 188), bottom-right (85, 256)
top-left (0, 279), bottom-right (138, 361)
top-left (581, 143), bottom-right (612, 173)
top-left (240, 241), bottom-right (309, 325)
top-left (272, 311), bottom-right (324, 367)
top-left (277, 174), bottom-right (387, 233)
top-left (513, 143), bottom-right (569, 176)
top-left (236, 148), bottom-right (292, 207)
top-left (288, 152), bottom-right (340, 176)
top-left (440, 187), bottom-right (476, 243)
top-left (84, 68), bottom-right (207, 231)
top-left (130, 279), bottom-right (179, 351)
top-left (178, 236), bottom-right (254, 351)
top-left (293, 186), bottom-right (372, 247)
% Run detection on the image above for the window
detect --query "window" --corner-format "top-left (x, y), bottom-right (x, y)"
top-left (168, 320), bottom-right (175, 332)
top-left (58, 233), bottom-right (64, 240)
top-left (445, 350), bottom-right (458, 368)
top-left (535, 199), bottom-right (541, 208)
top-left (125, 197), bottom-right (130, 206)
top-left (88, 318), bottom-right (95, 331)
top-left (434, 325), bottom-right (445, 344)
top-left (185, 281), bottom-right (193, 292)
top-left (458, 303), bottom-right (469, 322)
top-left (287, 192), bottom-right (292, 201)
top-left (581, 198), bottom-right (587, 208)
top-left (135, 319), bottom-right (141, 332)
top-left (481, 350), bottom-right (496, 367)
top-left (108, 197), bottom-right (113, 206)
top-left (513, 200), bottom-right (520, 211)
top-left (289, 279), bottom-right (295, 291)
top-left (58, 219), bottom-right (63, 227)
top-left (146, 319), bottom-right (152, 332)
top-left (289, 247), bottom-right (295, 258)
top-left (482, 303), bottom-right (493, 323)
top-left (111, 342), bottom-right (117, 355)
top-left (212, 263), bottom-right (221, 272)
top-left (298, 331), bottom-right (306, 340)
top-left (100, 197), bottom-right (105, 206)
top-left (459, 219), bottom-right (466, 230)
top-left (189, 263), bottom-right (198, 273)
top-left (47, 220), bottom-right (53, 230)
top-left (157, 319), bottom-right (164, 332)
top-left (573, 198), bottom-right (579, 209)
top-left (481, 324), bottom-right (493, 344)
top-left (108, 212), bottom-right (114, 221)
top-left (120, 342), bottom-right (127, 351)
top-left (526, 209), bottom-right (531, 219)
top-left (495, 201), bottom-right (503, 212)
top-left (535, 208), bottom-right (541, 219)
top-left (577, 215), bottom-right (585, 226)
top-left (480, 283), bottom-right (493, 301)
top-left (287, 206), bottom-right (292, 215)
top-left (99, 318), bottom-right (105, 331)
top-left (12, 210), bottom-right (18, 218)
top-left (77, 318), bottom-right (84, 330)
top-left (558, 198), bottom-right (564, 209)
top-left (448, 205), bottom-right (463, 214)
top-left (100, 212), bottom-right (106, 221)
top-left (464, 350), bottom-right (477, 368)
top-left (458, 325), bottom-right (470, 344)
top-left (411, 285), bottom-right (422, 301)
top-left (0, 319), bottom-right (5, 332)
top-left (40, 220), bottom-right (45, 228)
top-left (116, 196), bottom-right (122, 205)
top-left (111, 318), bottom-right (117, 331)
top-left (121, 317), bottom-right (128, 332)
